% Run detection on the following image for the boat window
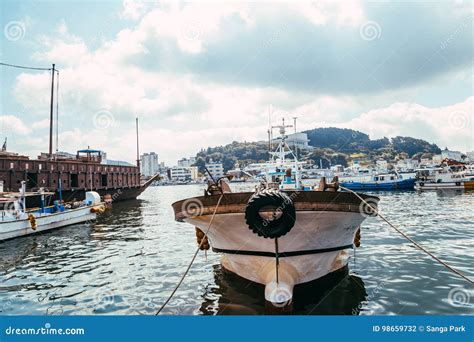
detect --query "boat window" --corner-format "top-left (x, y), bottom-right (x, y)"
top-left (26, 173), bottom-right (37, 189)
top-left (71, 174), bottom-right (78, 187)
top-left (390, 176), bottom-right (395, 180)
top-left (374, 177), bottom-right (378, 181)
top-left (380, 176), bottom-right (384, 181)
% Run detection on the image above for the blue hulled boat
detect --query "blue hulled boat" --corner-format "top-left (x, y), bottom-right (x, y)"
top-left (340, 173), bottom-right (416, 191)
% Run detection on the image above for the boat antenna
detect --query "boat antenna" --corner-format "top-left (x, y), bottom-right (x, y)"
top-left (268, 105), bottom-right (273, 151)
top-left (293, 116), bottom-right (298, 160)
top-left (267, 128), bottom-right (271, 153)
top-left (49, 63), bottom-right (55, 159)
top-left (136, 117), bottom-right (140, 168)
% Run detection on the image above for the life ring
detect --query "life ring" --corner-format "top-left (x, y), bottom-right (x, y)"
top-left (245, 189), bottom-right (296, 239)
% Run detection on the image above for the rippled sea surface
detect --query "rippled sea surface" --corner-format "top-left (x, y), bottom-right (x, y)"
top-left (1, 184), bottom-right (473, 315)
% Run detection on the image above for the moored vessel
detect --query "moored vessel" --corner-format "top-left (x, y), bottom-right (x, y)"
top-left (415, 160), bottom-right (474, 191)
top-left (172, 121), bottom-right (379, 308)
top-left (339, 172), bottom-right (416, 191)
top-left (0, 148), bottom-right (160, 208)
top-left (1, 181), bottom-right (104, 241)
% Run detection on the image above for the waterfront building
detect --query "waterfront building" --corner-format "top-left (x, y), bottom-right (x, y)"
top-left (441, 148), bottom-right (463, 161)
top-left (140, 152), bottom-right (159, 177)
top-left (170, 166), bottom-right (191, 181)
top-left (189, 166), bottom-right (199, 180)
top-left (205, 160), bottom-right (224, 179)
top-left (272, 132), bottom-right (312, 150)
top-left (177, 157), bottom-right (196, 168)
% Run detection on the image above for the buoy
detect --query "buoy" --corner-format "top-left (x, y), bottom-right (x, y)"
top-left (28, 214), bottom-right (37, 230)
top-left (195, 227), bottom-right (210, 250)
top-left (354, 227), bottom-right (361, 247)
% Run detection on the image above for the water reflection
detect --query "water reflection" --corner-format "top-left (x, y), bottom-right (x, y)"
top-left (199, 265), bottom-right (367, 315)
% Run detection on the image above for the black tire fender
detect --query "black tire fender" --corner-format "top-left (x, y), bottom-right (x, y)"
top-left (245, 189), bottom-right (296, 239)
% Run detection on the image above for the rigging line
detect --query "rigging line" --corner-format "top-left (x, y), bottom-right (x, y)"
top-left (340, 186), bottom-right (474, 284)
top-left (0, 62), bottom-right (52, 71)
top-left (156, 194), bottom-right (224, 315)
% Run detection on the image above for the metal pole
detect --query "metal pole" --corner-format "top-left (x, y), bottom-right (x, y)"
top-left (49, 64), bottom-right (55, 158)
top-left (136, 117), bottom-right (140, 168)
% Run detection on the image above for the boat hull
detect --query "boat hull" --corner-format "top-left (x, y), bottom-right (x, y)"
top-left (414, 181), bottom-right (468, 191)
top-left (24, 187), bottom-right (144, 208)
top-left (172, 190), bottom-right (378, 305)
top-left (340, 178), bottom-right (415, 191)
top-left (0, 206), bottom-right (97, 241)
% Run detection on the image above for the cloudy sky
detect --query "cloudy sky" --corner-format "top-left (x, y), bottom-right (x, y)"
top-left (0, 0), bottom-right (472, 165)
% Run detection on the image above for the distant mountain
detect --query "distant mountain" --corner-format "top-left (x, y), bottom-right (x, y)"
top-left (193, 127), bottom-right (441, 171)
top-left (304, 127), bottom-right (441, 155)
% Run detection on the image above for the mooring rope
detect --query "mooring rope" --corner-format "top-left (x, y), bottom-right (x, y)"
top-left (340, 186), bottom-right (473, 284)
top-left (155, 193), bottom-right (224, 315)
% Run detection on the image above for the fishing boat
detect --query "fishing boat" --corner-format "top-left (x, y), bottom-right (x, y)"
top-left (1, 181), bottom-right (104, 241)
top-left (414, 169), bottom-right (474, 191)
top-left (339, 173), bottom-right (415, 190)
top-left (172, 120), bottom-right (378, 308)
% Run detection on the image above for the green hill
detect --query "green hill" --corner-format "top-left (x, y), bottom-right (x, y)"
top-left (193, 127), bottom-right (441, 171)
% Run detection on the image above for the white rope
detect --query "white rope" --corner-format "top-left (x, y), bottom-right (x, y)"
top-left (156, 194), bottom-right (224, 315)
top-left (340, 186), bottom-right (473, 284)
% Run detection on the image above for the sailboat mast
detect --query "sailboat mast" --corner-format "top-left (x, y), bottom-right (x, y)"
top-left (49, 63), bottom-right (55, 158)
top-left (136, 117), bottom-right (140, 168)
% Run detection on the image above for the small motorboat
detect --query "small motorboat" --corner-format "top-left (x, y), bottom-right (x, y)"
top-left (172, 120), bottom-right (379, 308)
top-left (1, 181), bottom-right (105, 241)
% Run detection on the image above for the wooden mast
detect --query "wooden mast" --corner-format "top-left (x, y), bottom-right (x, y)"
top-left (48, 63), bottom-right (55, 158)
top-left (136, 117), bottom-right (140, 168)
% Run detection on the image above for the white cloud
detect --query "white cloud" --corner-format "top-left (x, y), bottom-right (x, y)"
top-left (340, 97), bottom-right (473, 153)
top-left (0, 115), bottom-right (30, 135)
top-left (121, 0), bottom-right (147, 20)
top-left (4, 1), bottom-right (473, 165)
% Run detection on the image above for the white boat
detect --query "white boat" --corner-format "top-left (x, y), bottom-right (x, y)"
top-left (1, 182), bottom-right (105, 241)
top-left (415, 164), bottom-right (474, 191)
top-left (172, 120), bottom-right (378, 309)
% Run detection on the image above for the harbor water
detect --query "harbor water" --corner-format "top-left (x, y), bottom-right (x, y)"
top-left (0, 184), bottom-right (473, 315)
